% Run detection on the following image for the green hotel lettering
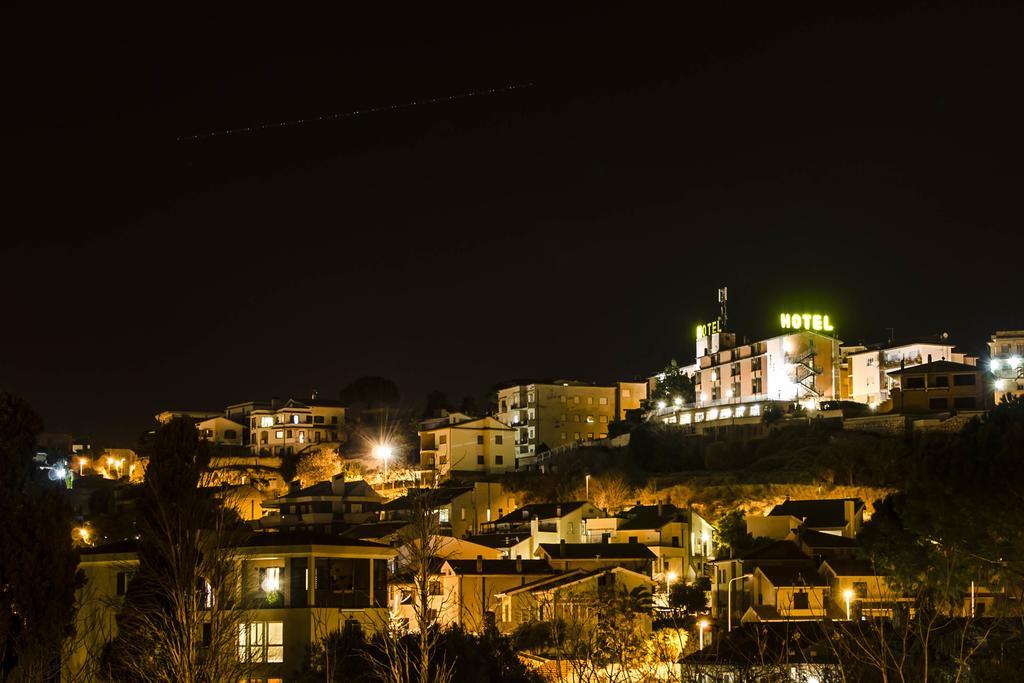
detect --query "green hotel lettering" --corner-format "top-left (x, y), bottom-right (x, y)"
top-left (780, 313), bottom-right (834, 332)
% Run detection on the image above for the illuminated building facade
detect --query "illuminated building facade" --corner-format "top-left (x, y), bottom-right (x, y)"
top-left (844, 339), bottom-right (976, 407)
top-left (987, 330), bottom-right (1024, 403)
top-left (495, 380), bottom-right (647, 467)
top-left (418, 415), bottom-right (516, 480)
top-left (248, 398), bottom-right (345, 455)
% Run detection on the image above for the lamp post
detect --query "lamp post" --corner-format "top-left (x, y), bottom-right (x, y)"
top-left (843, 588), bottom-right (854, 620)
top-left (78, 457), bottom-right (87, 476)
top-left (585, 474), bottom-right (591, 501)
top-left (698, 618), bottom-right (709, 650)
top-left (666, 570), bottom-right (678, 597)
top-left (727, 574), bottom-right (753, 632)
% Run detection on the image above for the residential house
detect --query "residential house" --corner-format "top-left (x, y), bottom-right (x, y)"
top-left (480, 501), bottom-right (606, 559)
top-left (197, 416), bottom-right (246, 447)
top-left (437, 558), bottom-right (557, 632)
top-left (494, 566), bottom-right (657, 634)
top-left (379, 482), bottom-right (515, 539)
top-left (888, 360), bottom-right (989, 414)
top-left (710, 540), bottom-right (814, 622)
top-left (844, 338), bottom-right (976, 407)
top-left (819, 558), bottom-right (912, 619)
top-left (742, 566), bottom-right (832, 623)
top-left (67, 532), bottom-right (396, 682)
top-left (255, 477), bottom-right (385, 534)
top-left (747, 497), bottom-right (866, 539)
top-left (418, 415), bottom-right (515, 481)
top-left (610, 503), bottom-right (715, 583)
top-left (248, 398), bottom-right (345, 456)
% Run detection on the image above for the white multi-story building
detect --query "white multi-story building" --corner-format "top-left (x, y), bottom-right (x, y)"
top-left (844, 338), bottom-right (975, 407)
top-left (249, 398), bottom-right (345, 456)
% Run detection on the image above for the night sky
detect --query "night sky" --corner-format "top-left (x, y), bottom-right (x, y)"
top-left (4, 5), bottom-right (1024, 444)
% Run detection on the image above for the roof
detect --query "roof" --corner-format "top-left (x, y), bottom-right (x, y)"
top-left (274, 479), bottom-right (380, 501)
top-left (80, 539), bottom-right (139, 556)
top-left (768, 498), bottom-right (864, 529)
top-left (465, 533), bottom-right (530, 549)
top-left (820, 558), bottom-right (878, 577)
top-left (419, 415), bottom-right (513, 433)
top-left (537, 542), bottom-right (655, 560)
top-left (445, 559), bottom-right (555, 575)
top-left (340, 521), bottom-right (409, 540)
top-left (616, 504), bottom-right (687, 531)
top-left (237, 531), bottom-right (391, 549)
top-left (735, 540), bottom-right (811, 562)
top-left (496, 569), bottom-right (592, 596)
top-left (684, 622), bottom-right (836, 665)
top-left (798, 529), bottom-right (860, 549)
top-left (493, 502), bottom-right (587, 525)
top-left (381, 486), bottom-right (473, 510)
top-left (756, 565), bottom-right (827, 587)
top-left (887, 359), bottom-right (980, 376)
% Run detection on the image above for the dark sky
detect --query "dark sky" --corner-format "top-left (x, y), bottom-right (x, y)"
top-left (4, 5), bottom-right (1024, 444)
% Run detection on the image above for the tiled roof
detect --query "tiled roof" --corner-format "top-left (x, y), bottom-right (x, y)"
top-left (537, 542), bottom-right (655, 560)
top-left (798, 529), bottom-right (859, 549)
top-left (617, 504), bottom-right (686, 531)
top-left (493, 502), bottom-right (586, 525)
top-left (381, 486), bottom-right (473, 510)
top-left (768, 498), bottom-right (863, 529)
top-left (821, 558), bottom-right (878, 577)
top-left (465, 533), bottom-right (529, 549)
top-left (445, 559), bottom-right (555, 575)
top-left (757, 565), bottom-right (826, 587)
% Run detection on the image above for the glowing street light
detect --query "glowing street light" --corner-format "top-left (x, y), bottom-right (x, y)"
top-left (666, 570), bottom-right (678, 595)
top-left (78, 457), bottom-right (88, 476)
top-left (656, 400), bottom-right (667, 410)
top-left (673, 396), bottom-right (683, 406)
top-left (843, 588), bottom-right (855, 620)
top-left (727, 574), bottom-right (753, 632)
top-left (373, 444), bottom-right (393, 477)
top-left (585, 474), bottom-right (591, 501)
top-left (76, 527), bottom-right (91, 545)
top-left (698, 618), bottom-right (709, 650)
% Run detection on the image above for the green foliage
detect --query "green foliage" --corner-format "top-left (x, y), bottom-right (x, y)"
top-left (714, 509), bottom-right (753, 555)
top-left (669, 577), bottom-right (709, 614)
top-left (0, 393), bottom-right (82, 680)
top-left (629, 423), bottom-right (705, 472)
top-left (649, 359), bottom-right (695, 405)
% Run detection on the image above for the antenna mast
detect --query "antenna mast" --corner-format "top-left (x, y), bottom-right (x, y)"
top-left (718, 286), bottom-right (728, 330)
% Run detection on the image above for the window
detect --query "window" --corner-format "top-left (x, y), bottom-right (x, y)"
top-left (528, 392), bottom-right (535, 404)
top-left (732, 363), bottom-right (741, 376)
top-left (929, 398), bottom-right (949, 410)
top-left (286, 430), bottom-right (293, 439)
top-left (905, 376), bottom-right (926, 389)
top-left (954, 374), bottom-right (977, 386)
top-left (275, 430), bottom-right (284, 439)
top-left (954, 396), bottom-right (977, 410)
top-left (477, 435), bottom-right (484, 445)
top-left (628, 536), bottom-right (638, 544)
top-left (568, 522), bottom-right (575, 535)
top-left (477, 455), bottom-right (485, 465)
top-left (260, 416), bottom-right (274, 428)
top-left (933, 375), bottom-right (950, 388)
top-left (429, 580), bottom-right (442, 596)
top-left (560, 432), bottom-right (567, 440)
top-left (587, 396), bottom-right (594, 405)
top-left (671, 536), bottom-right (679, 547)
top-left (573, 396), bottom-right (580, 404)
top-left (298, 431), bottom-right (305, 444)
top-left (259, 566), bottom-right (281, 592)
top-left (439, 434), bottom-right (447, 445)
top-left (599, 396), bottom-right (608, 405)
top-left (116, 571), bottom-right (133, 595)
top-left (438, 508), bottom-right (450, 523)
top-left (573, 415), bottom-right (581, 423)
top-left (573, 432), bottom-right (581, 440)
top-left (224, 429), bottom-right (237, 440)
top-left (599, 415), bottom-right (607, 423)
top-left (238, 621), bottom-right (283, 663)
top-left (752, 377), bottom-right (762, 394)
top-left (622, 389), bottom-right (631, 398)
top-left (495, 455), bottom-right (503, 465)
top-left (314, 415), bottom-right (324, 424)
top-left (853, 581), bottom-right (868, 598)
top-left (291, 415), bottom-right (300, 424)
top-left (495, 435), bottom-right (503, 445)
top-left (587, 432), bottom-right (593, 439)
top-left (331, 416), bottom-right (338, 424)
top-left (460, 507), bottom-right (466, 520)
top-left (598, 433), bottom-right (607, 438)
top-left (439, 455), bottom-right (448, 465)
top-left (586, 415), bottom-right (594, 423)
top-left (792, 592), bottom-right (809, 610)
top-left (559, 395), bottom-right (566, 403)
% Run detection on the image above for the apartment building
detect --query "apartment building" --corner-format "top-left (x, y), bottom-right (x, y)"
top-left (248, 398), bottom-right (345, 456)
top-left (844, 338), bottom-right (975, 407)
top-left (610, 503), bottom-right (715, 583)
top-left (477, 501), bottom-right (606, 560)
top-left (495, 380), bottom-right (647, 467)
top-left (418, 415), bottom-right (515, 481)
top-left (67, 533), bottom-right (396, 682)
top-left (888, 360), bottom-right (988, 413)
top-left (379, 482), bottom-right (516, 539)
top-left (988, 330), bottom-right (1024, 404)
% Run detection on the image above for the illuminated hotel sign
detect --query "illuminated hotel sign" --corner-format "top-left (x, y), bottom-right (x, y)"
top-left (696, 319), bottom-right (721, 339)
top-left (780, 313), bottom-right (834, 332)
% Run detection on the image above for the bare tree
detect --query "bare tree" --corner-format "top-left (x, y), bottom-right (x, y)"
top-left (295, 446), bottom-right (343, 486)
top-left (585, 473), bottom-right (634, 513)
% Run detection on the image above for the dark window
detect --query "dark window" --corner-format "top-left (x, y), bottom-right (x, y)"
top-left (792, 592), bottom-right (809, 610)
top-left (752, 377), bottom-right (762, 394)
top-left (202, 622), bottom-right (211, 647)
top-left (671, 536), bottom-right (679, 547)
top-left (314, 415), bottom-right (325, 424)
top-left (929, 398), bottom-right (949, 410)
top-left (954, 397), bottom-right (977, 410)
top-left (628, 536), bottom-right (638, 544)
top-left (477, 455), bottom-right (485, 465)
top-left (853, 581), bottom-right (868, 598)
top-left (439, 435), bottom-right (447, 445)
top-left (932, 375), bottom-right (949, 388)
top-left (495, 455), bottom-right (503, 465)
top-left (224, 429), bottom-right (237, 440)
top-left (954, 374), bottom-right (977, 386)
top-left (905, 376), bottom-right (926, 389)
top-left (116, 571), bottom-right (130, 595)
top-left (331, 416), bottom-right (338, 424)
top-left (495, 435), bottom-right (503, 445)
top-left (429, 580), bottom-right (442, 596)
top-left (291, 558), bottom-right (308, 607)
top-left (315, 558), bottom-right (372, 608)
top-left (477, 435), bottom-right (484, 445)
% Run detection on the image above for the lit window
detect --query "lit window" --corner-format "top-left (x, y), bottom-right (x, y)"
top-left (735, 406), bottom-right (746, 417)
top-left (695, 412), bottom-right (705, 423)
top-left (239, 621), bottom-right (284, 663)
top-left (599, 415), bottom-right (607, 423)
top-left (298, 431), bottom-right (305, 444)
top-left (291, 415), bottom-right (299, 424)
top-left (707, 409), bottom-right (718, 420)
top-left (561, 432), bottom-right (567, 440)
top-left (680, 414), bottom-right (692, 425)
top-left (720, 408), bottom-right (732, 419)
top-left (260, 416), bottom-right (274, 428)
top-left (750, 405), bottom-right (761, 417)
top-left (622, 389), bottom-right (631, 398)
top-left (275, 430), bottom-right (284, 439)
top-left (587, 397), bottom-right (594, 405)
top-left (438, 508), bottom-right (450, 523)
top-left (599, 397), bottom-right (608, 405)
top-left (260, 566), bottom-right (281, 592)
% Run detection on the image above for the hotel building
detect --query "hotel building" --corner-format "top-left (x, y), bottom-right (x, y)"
top-left (495, 380), bottom-right (647, 467)
top-left (651, 312), bottom-right (842, 431)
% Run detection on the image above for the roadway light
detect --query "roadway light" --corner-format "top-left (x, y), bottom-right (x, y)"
top-left (673, 396), bottom-right (683, 406)
top-left (657, 401), bottom-right (667, 410)
top-left (990, 359), bottom-right (1002, 371)
top-left (78, 457), bottom-right (88, 476)
top-left (373, 444), bottom-right (393, 477)
top-left (698, 619), bottom-right (709, 649)
top-left (1011, 356), bottom-right (1022, 369)
top-left (843, 588), bottom-right (854, 620)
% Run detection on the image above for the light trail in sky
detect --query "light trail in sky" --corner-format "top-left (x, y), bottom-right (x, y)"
top-left (176, 82), bottom-right (534, 142)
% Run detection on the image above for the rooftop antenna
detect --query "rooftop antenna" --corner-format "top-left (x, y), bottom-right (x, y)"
top-left (718, 286), bottom-right (728, 330)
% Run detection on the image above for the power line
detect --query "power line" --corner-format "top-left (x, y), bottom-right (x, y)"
top-left (176, 82), bottom-right (534, 142)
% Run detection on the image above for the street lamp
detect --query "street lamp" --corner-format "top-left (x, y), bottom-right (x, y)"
top-left (727, 574), bottom-right (753, 632)
top-left (843, 588), bottom-right (854, 620)
top-left (373, 444), bottom-right (393, 478)
top-left (698, 618), bottom-right (709, 650)
top-left (666, 570), bottom-right (678, 603)
top-left (585, 474), bottom-right (591, 501)
top-left (78, 457), bottom-right (88, 476)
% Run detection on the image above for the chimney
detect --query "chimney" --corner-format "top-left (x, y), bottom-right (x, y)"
top-left (555, 505), bottom-right (562, 517)
top-left (516, 556), bottom-right (523, 573)
top-left (476, 555), bottom-right (483, 573)
top-left (530, 517), bottom-right (539, 537)
top-left (657, 500), bottom-right (663, 517)
top-left (559, 540), bottom-right (566, 557)
top-left (636, 499), bottom-right (641, 507)
top-left (927, 353), bottom-right (932, 363)
top-left (311, 389), bottom-right (319, 400)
